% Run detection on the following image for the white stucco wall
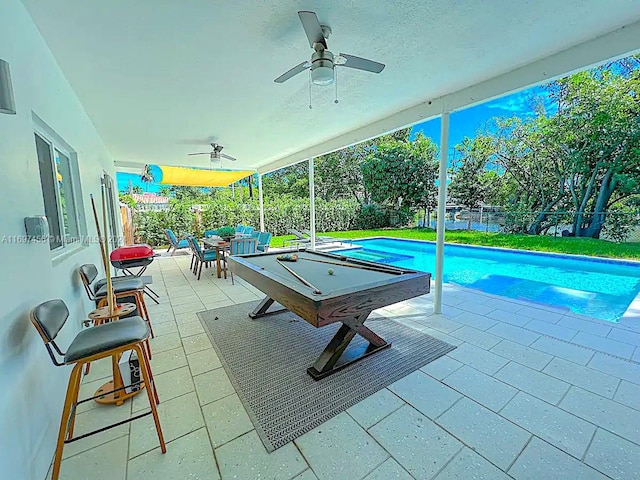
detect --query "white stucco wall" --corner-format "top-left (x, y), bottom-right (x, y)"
top-left (0, 1), bottom-right (118, 478)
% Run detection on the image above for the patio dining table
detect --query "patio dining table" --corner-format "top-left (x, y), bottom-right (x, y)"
top-left (202, 236), bottom-right (230, 278)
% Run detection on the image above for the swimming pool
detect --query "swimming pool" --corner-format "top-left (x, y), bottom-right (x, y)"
top-left (334, 238), bottom-right (640, 322)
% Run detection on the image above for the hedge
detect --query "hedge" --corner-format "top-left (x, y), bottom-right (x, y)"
top-left (131, 197), bottom-right (409, 246)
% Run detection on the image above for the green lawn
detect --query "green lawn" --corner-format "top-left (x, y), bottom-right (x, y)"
top-left (272, 228), bottom-right (640, 260)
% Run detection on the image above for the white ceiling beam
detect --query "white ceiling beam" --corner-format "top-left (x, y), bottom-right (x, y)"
top-left (258, 20), bottom-right (640, 174)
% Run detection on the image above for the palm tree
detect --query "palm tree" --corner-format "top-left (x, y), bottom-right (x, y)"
top-left (140, 164), bottom-right (155, 192)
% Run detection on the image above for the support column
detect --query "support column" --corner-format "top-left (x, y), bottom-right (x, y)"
top-left (258, 173), bottom-right (265, 232)
top-left (309, 158), bottom-right (316, 249)
top-left (434, 112), bottom-right (450, 314)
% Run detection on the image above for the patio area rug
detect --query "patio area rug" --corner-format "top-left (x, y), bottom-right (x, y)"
top-left (198, 301), bottom-right (456, 452)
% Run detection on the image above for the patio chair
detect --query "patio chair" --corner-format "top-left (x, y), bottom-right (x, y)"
top-left (30, 299), bottom-right (165, 480)
top-left (257, 232), bottom-right (272, 252)
top-left (235, 224), bottom-right (245, 233)
top-left (242, 226), bottom-right (254, 235)
top-left (302, 229), bottom-right (340, 244)
top-left (164, 229), bottom-right (189, 255)
top-left (288, 228), bottom-right (308, 241)
top-left (187, 235), bottom-right (217, 280)
top-left (222, 237), bottom-right (257, 283)
top-left (285, 228), bottom-right (311, 248)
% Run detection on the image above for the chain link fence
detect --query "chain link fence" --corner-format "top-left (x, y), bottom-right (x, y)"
top-left (419, 209), bottom-right (640, 243)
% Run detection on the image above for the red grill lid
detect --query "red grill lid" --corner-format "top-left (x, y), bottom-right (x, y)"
top-left (110, 244), bottom-right (154, 261)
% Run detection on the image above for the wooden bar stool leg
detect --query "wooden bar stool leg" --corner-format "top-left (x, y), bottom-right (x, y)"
top-left (145, 338), bottom-right (152, 361)
top-left (137, 292), bottom-right (154, 338)
top-left (66, 362), bottom-right (84, 441)
top-left (136, 293), bottom-right (154, 362)
top-left (139, 344), bottom-right (160, 405)
top-left (133, 344), bottom-right (166, 452)
top-left (51, 363), bottom-right (83, 480)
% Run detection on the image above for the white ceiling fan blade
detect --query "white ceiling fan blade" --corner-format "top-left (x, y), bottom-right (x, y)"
top-left (274, 61), bottom-right (310, 83)
top-left (188, 152), bottom-right (210, 155)
top-left (337, 53), bottom-right (385, 73)
top-left (298, 11), bottom-right (326, 48)
top-left (220, 153), bottom-right (237, 161)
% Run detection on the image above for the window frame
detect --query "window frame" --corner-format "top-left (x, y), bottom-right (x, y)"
top-left (34, 122), bottom-right (85, 252)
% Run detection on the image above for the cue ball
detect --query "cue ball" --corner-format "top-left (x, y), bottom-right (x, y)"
top-left (328, 268), bottom-right (334, 275)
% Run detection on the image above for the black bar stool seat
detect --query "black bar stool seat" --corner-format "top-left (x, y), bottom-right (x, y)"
top-left (94, 278), bottom-right (145, 297)
top-left (64, 316), bottom-right (149, 363)
top-left (93, 275), bottom-right (140, 292)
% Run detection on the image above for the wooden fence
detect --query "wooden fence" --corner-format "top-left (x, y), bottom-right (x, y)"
top-left (120, 205), bottom-right (135, 245)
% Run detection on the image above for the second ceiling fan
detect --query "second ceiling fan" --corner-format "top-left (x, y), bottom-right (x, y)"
top-left (188, 143), bottom-right (237, 163)
top-left (275, 11), bottom-right (385, 86)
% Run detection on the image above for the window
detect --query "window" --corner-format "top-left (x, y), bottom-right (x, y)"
top-left (35, 131), bottom-right (83, 250)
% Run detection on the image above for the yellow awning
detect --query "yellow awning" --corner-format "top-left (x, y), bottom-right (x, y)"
top-left (157, 166), bottom-right (255, 187)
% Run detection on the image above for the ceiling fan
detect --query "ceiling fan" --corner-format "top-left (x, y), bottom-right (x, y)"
top-left (274, 11), bottom-right (385, 86)
top-left (188, 143), bottom-right (237, 163)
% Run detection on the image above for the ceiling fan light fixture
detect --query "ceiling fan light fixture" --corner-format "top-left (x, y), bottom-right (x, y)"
top-left (311, 65), bottom-right (334, 85)
top-left (310, 49), bottom-right (335, 86)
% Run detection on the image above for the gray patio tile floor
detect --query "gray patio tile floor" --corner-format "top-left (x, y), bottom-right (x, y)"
top-left (51, 253), bottom-right (640, 480)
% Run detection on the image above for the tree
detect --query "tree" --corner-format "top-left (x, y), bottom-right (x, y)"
top-left (131, 185), bottom-right (143, 194)
top-left (545, 68), bottom-right (640, 237)
top-left (473, 62), bottom-right (640, 238)
top-left (484, 115), bottom-right (569, 234)
top-left (262, 162), bottom-right (309, 198)
top-left (262, 127), bottom-right (413, 203)
top-left (118, 193), bottom-right (136, 209)
top-left (158, 186), bottom-right (172, 197)
top-left (169, 186), bottom-right (209, 202)
top-left (448, 137), bottom-right (500, 229)
top-left (362, 132), bottom-right (438, 219)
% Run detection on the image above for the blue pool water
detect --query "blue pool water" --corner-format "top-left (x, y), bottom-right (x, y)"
top-left (334, 238), bottom-right (640, 322)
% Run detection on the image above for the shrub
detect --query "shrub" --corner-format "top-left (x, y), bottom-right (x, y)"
top-left (602, 205), bottom-right (639, 243)
top-left (132, 196), bottom-right (362, 245)
top-left (217, 226), bottom-right (236, 238)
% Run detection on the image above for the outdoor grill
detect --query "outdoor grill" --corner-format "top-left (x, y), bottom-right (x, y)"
top-left (110, 244), bottom-right (155, 270)
top-left (109, 244), bottom-right (160, 303)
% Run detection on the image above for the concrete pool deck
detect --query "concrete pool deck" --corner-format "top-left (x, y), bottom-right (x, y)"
top-left (49, 252), bottom-right (640, 480)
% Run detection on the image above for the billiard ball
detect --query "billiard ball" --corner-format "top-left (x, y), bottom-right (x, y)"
top-left (328, 268), bottom-right (334, 275)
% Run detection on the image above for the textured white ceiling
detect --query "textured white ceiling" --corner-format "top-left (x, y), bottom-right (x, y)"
top-left (21, 0), bottom-right (640, 172)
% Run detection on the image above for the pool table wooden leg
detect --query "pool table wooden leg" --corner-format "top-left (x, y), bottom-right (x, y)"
top-left (307, 310), bottom-right (390, 380)
top-left (249, 296), bottom-right (288, 319)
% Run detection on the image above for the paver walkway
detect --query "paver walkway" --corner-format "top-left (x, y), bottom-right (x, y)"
top-left (50, 253), bottom-right (640, 480)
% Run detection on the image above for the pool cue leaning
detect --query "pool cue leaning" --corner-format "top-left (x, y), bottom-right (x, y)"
top-left (276, 259), bottom-right (322, 294)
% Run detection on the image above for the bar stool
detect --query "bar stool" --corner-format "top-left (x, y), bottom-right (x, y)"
top-left (30, 299), bottom-right (165, 480)
top-left (79, 264), bottom-right (155, 340)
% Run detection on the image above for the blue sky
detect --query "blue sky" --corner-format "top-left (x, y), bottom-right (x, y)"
top-left (118, 85), bottom-right (550, 194)
top-left (412, 85), bottom-right (551, 149)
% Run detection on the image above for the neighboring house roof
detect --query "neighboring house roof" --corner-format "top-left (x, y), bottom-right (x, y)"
top-left (132, 193), bottom-right (169, 204)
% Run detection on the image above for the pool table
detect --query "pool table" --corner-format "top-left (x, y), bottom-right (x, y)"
top-left (228, 249), bottom-right (431, 380)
